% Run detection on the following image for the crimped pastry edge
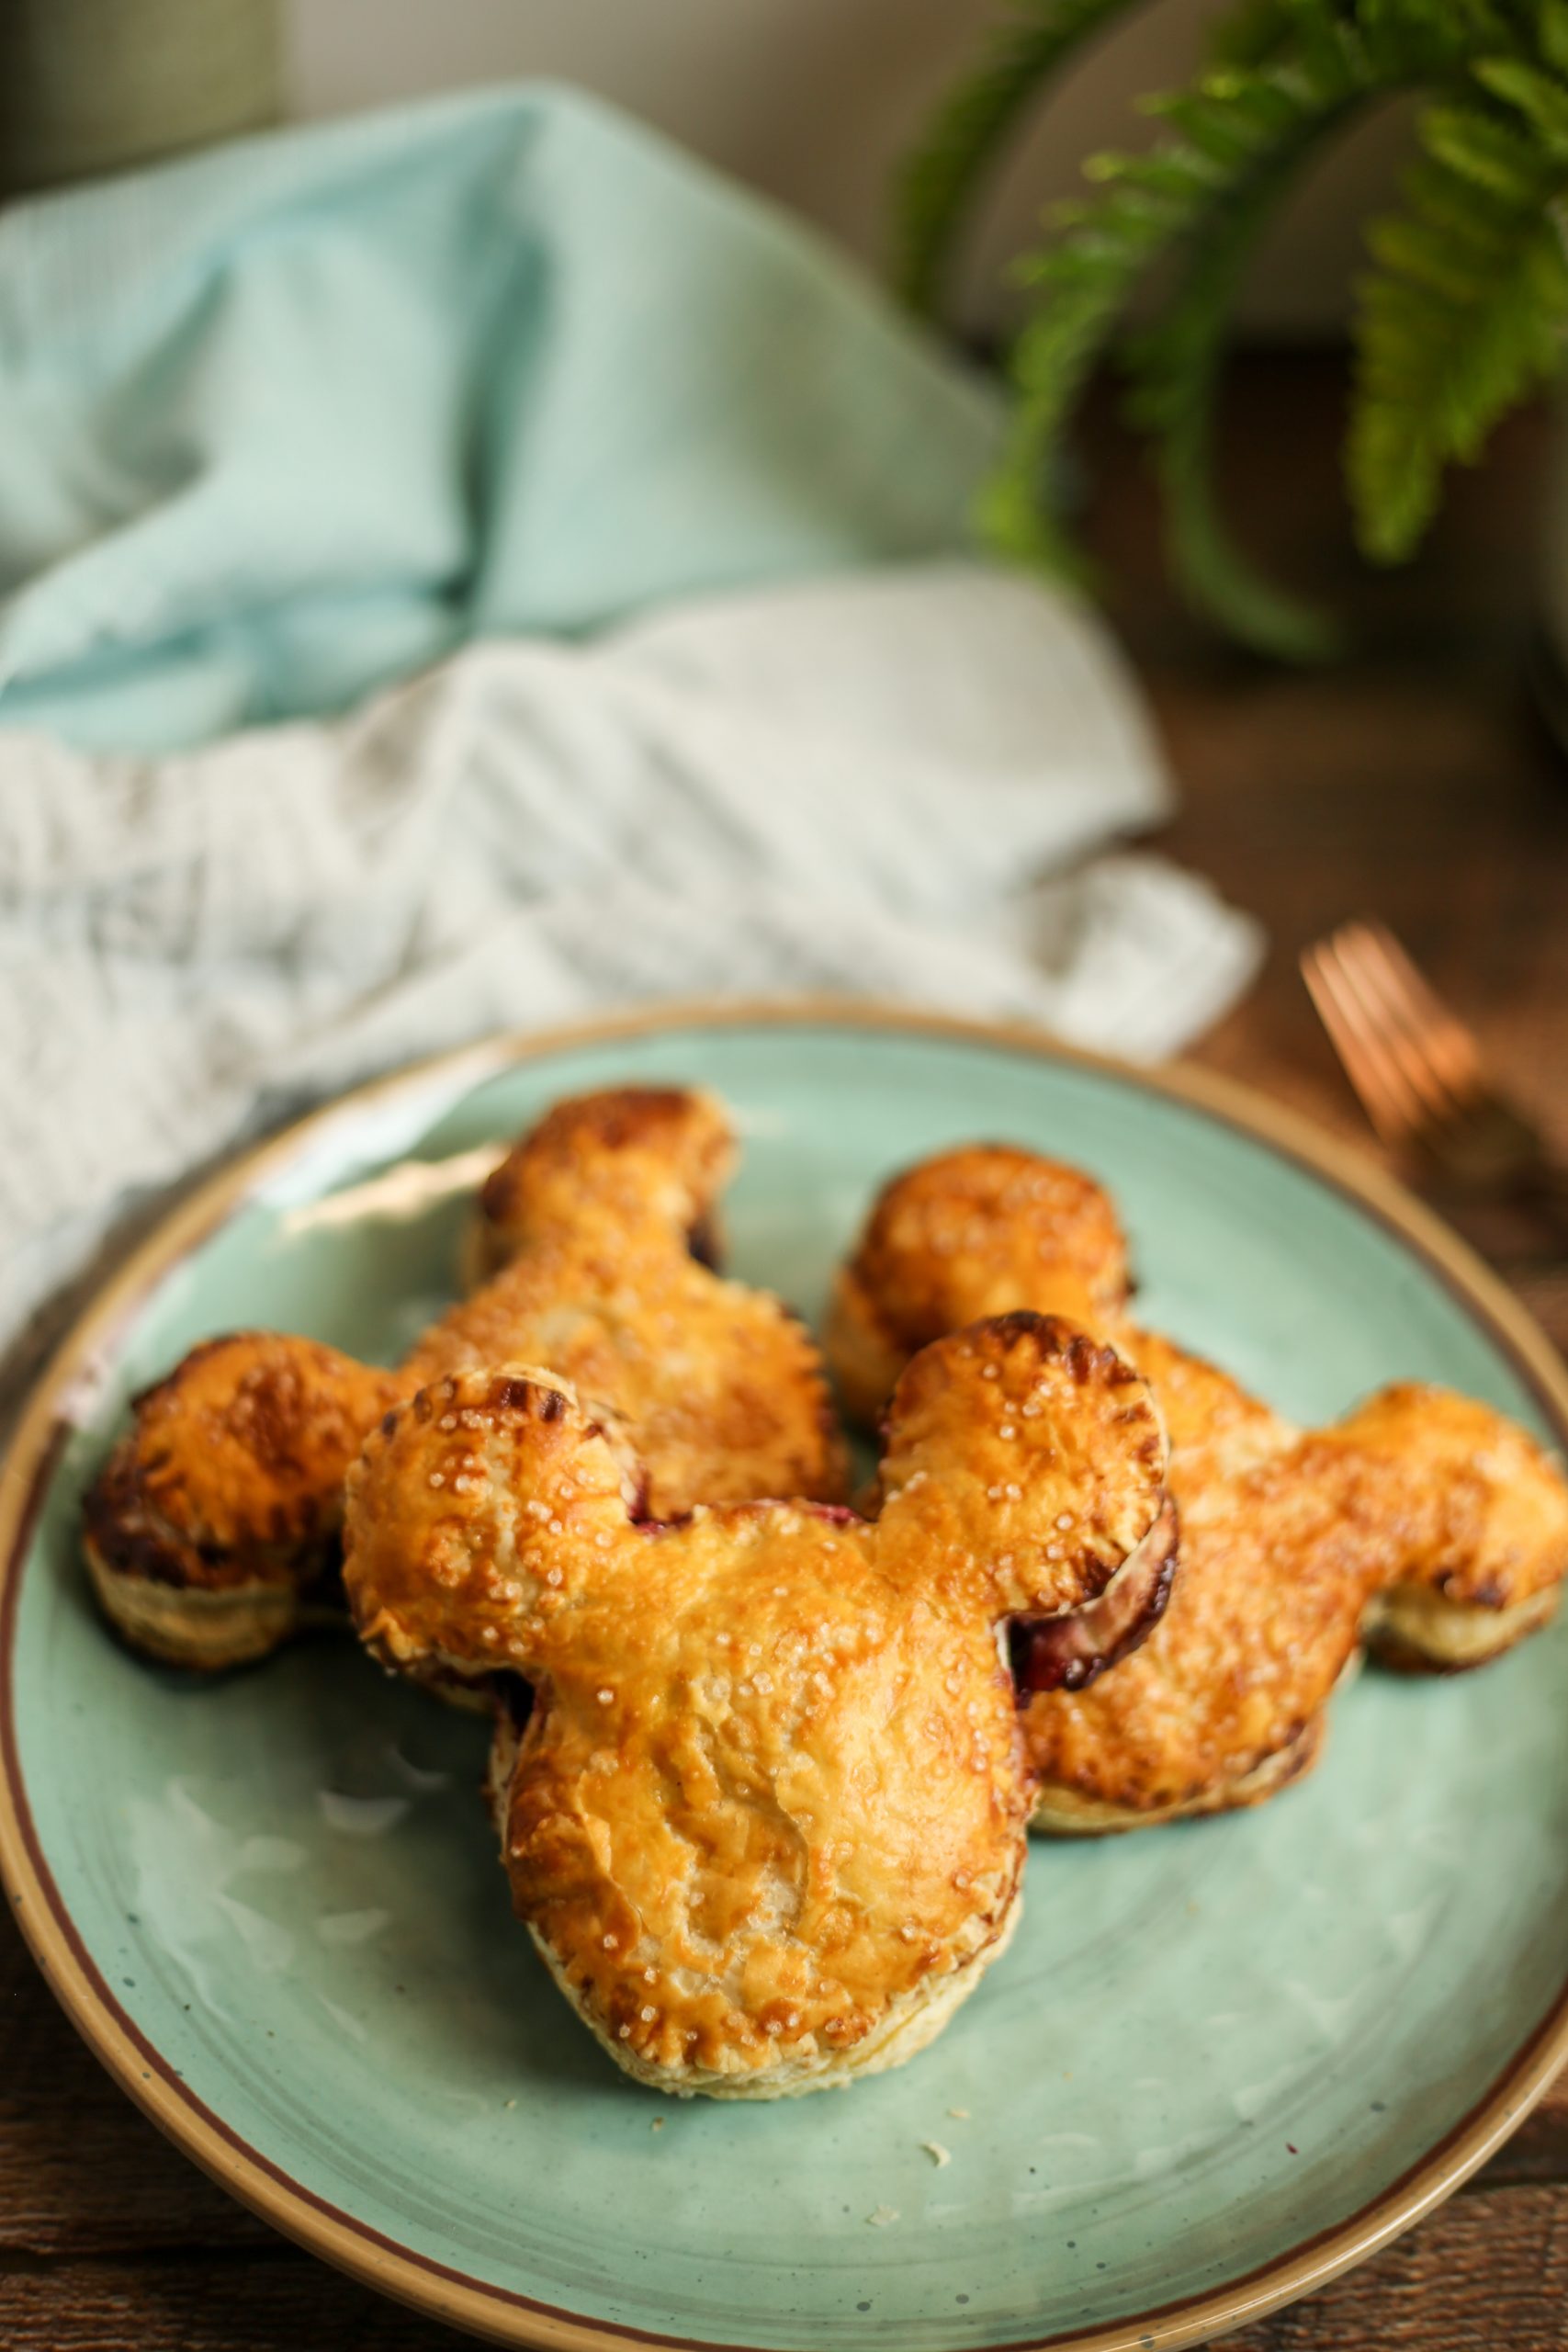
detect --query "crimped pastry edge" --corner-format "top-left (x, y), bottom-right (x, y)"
top-left (82, 1537), bottom-right (316, 1670)
top-left (484, 1711), bottom-right (1021, 2099)
top-left (523, 1905), bottom-right (1021, 2101)
top-left (1363, 1581), bottom-right (1560, 1671)
top-left (1027, 1652), bottom-right (1366, 1837)
top-left (1029, 1716), bottom-right (1327, 1837)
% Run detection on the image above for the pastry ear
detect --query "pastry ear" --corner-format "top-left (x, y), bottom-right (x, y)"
top-left (472, 1087), bottom-right (734, 1278)
top-left (344, 1365), bottom-right (645, 1681)
top-left (876, 1313), bottom-right (1169, 1622)
top-left (1334, 1382), bottom-right (1568, 1616)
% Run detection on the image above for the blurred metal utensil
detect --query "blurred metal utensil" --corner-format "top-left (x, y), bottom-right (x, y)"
top-left (1301, 921), bottom-right (1568, 1238)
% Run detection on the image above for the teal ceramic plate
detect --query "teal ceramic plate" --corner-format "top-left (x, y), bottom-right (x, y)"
top-left (4, 1005), bottom-right (1567, 2352)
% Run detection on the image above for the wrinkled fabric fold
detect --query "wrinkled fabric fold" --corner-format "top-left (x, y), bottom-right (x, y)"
top-left (0, 85), bottom-right (998, 751)
top-left (0, 563), bottom-right (1260, 1356)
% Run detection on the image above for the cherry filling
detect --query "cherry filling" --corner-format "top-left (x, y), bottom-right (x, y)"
top-left (1009, 1498), bottom-right (1179, 1697)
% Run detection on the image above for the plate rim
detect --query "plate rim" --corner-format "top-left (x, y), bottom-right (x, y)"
top-left (3, 993), bottom-right (1566, 2352)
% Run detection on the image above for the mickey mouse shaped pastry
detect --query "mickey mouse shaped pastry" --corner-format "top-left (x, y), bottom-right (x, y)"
top-left (83, 1088), bottom-right (845, 1671)
top-left (829, 1146), bottom-right (1568, 1831)
top-left (344, 1312), bottom-right (1173, 2097)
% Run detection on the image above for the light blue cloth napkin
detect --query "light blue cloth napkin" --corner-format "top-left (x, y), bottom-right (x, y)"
top-left (0, 84), bottom-right (998, 752)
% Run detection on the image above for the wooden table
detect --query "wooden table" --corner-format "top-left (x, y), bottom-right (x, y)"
top-left (4, 352), bottom-right (1566, 2349)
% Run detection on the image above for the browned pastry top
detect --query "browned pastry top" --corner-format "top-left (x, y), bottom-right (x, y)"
top-left (471, 1086), bottom-right (735, 1279)
top-left (83, 1335), bottom-right (400, 1593)
top-left (829, 1146), bottom-right (1129, 1427)
top-left (830, 1144), bottom-right (1568, 1819)
top-left (410, 1096), bottom-right (842, 1519)
top-left (1027, 1390), bottom-right (1374, 1814)
top-left (1329, 1381), bottom-right (1568, 1611)
top-left (345, 1313), bottom-right (1168, 2094)
top-left (1029, 1371), bottom-right (1568, 1812)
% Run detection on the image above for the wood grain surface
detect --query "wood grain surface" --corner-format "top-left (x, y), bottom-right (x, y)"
top-left (4, 350), bottom-right (1566, 2349)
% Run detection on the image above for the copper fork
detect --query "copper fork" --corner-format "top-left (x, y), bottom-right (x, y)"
top-left (1301, 921), bottom-right (1568, 1235)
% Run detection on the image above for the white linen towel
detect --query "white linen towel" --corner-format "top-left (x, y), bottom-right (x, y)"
top-left (0, 561), bottom-right (1260, 1401)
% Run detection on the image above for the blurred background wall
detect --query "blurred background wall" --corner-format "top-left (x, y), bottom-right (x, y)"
top-left (288, 0), bottom-right (1407, 336)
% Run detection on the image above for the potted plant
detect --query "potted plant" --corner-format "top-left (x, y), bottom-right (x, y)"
top-left (896, 0), bottom-right (1568, 660)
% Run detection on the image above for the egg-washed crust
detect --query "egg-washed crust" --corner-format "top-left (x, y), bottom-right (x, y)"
top-left (480, 1675), bottom-right (1011, 2098)
top-left (82, 1087), bottom-right (848, 1670)
top-left (1331, 1384), bottom-right (1568, 1617)
top-left (1030, 1366), bottom-right (1568, 1821)
top-left (404, 1105), bottom-right (846, 1524)
top-left (344, 1314), bottom-right (1168, 2099)
top-left (828, 1147), bottom-right (1130, 1429)
top-left (1351, 1383), bottom-right (1568, 1671)
top-left (1025, 1396), bottom-right (1375, 1820)
top-left (829, 1146), bottom-right (1568, 1826)
top-left (874, 1313), bottom-right (1168, 1618)
top-left (467, 1087), bottom-right (734, 1284)
top-left (81, 1336), bottom-right (400, 1668)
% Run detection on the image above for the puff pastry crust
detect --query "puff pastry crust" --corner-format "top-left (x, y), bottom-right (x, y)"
top-left (84, 1088), bottom-right (846, 1669)
top-left (82, 1336), bottom-right (401, 1668)
top-left (830, 1147), bottom-right (1568, 1828)
top-left (829, 1147), bottom-right (1130, 1430)
top-left (344, 1313), bottom-right (1169, 2098)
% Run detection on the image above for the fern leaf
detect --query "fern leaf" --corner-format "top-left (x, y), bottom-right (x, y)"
top-left (1475, 56), bottom-right (1568, 153)
top-left (1423, 101), bottom-right (1550, 199)
top-left (985, 21), bottom-right (1394, 599)
top-left (892, 0), bottom-right (1142, 318)
top-left (908, 0), bottom-right (1568, 643)
top-left (1121, 113), bottom-right (1350, 657)
top-left (1349, 93), bottom-right (1568, 562)
top-left (1540, 0), bottom-right (1568, 80)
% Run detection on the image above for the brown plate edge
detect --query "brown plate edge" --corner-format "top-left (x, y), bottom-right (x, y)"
top-left (2, 994), bottom-right (1566, 2352)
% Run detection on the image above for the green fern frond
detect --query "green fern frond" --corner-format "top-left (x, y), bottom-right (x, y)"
top-left (1473, 56), bottom-right (1568, 151)
top-left (984, 23), bottom-right (1398, 587)
top-left (1541, 0), bottom-right (1568, 79)
top-left (902, 0), bottom-right (1568, 650)
top-left (893, 0), bottom-right (1141, 318)
top-left (1121, 123), bottom-right (1349, 658)
top-left (1424, 98), bottom-right (1556, 197)
top-left (1349, 89), bottom-right (1568, 561)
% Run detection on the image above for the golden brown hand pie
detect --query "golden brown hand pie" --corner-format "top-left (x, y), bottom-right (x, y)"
top-left (344, 1312), bottom-right (1170, 2098)
top-left (830, 1147), bottom-right (1568, 1830)
top-left (83, 1088), bottom-right (846, 1669)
